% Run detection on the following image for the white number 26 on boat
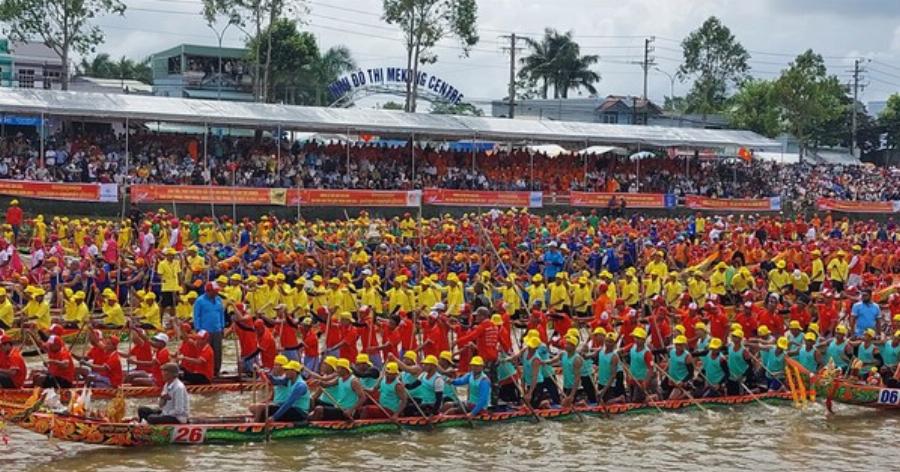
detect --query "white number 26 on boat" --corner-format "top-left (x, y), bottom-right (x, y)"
top-left (171, 425), bottom-right (206, 444)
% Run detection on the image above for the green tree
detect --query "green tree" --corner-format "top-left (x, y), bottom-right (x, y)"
top-left (382, 0), bottom-right (479, 112)
top-left (0, 0), bottom-right (126, 90)
top-left (726, 79), bottom-right (781, 138)
top-left (774, 49), bottom-right (845, 159)
top-left (519, 29), bottom-right (600, 99)
top-left (880, 93), bottom-right (900, 150)
top-left (78, 53), bottom-right (152, 84)
top-left (429, 101), bottom-right (483, 116)
top-left (663, 96), bottom-right (688, 113)
top-left (247, 18), bottom-right (317, 103)
top-left (203, 0), bottom-right (307, 102)
top-left (305, 45), bottom-right (355, 106)
top-left (381, 101), bottom-right (405, 110)
top-left (678, 16), bottom-right (750, 119)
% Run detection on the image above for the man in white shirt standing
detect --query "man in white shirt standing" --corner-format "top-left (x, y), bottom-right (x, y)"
top-left (137, 363), bottom-right (190, 424)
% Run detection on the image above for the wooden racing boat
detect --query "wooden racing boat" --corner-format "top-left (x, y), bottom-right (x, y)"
top-left (0, 376), bottom-right (266, 402)
top-left (814, 372), bottom-right (900, 412)
top-left (8, 392), bottom-right (792, 447)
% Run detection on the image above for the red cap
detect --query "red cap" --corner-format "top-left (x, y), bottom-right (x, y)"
top-left (0, 334), bottom-right (12, 344)
top-left (205, 282), bottom-right (219, 294)
top-left (107, 335), bottom-right (120, 347)
top-left (49, 324), bottom-right (64, 336)
top-left (254, 319), bottom-right (266, 330)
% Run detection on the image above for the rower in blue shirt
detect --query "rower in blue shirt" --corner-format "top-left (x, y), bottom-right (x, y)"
top-left (445, 356), bottom-right (491, 418)
top-left (264, 361), bottom-right (310, 423)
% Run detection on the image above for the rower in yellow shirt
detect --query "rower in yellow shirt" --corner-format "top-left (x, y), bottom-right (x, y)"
top-left (619, 268), bottom-right (640, 307)
top-left (642, 272), bottom-right (662, 299)
top-left (767, 260), bottom-right (791, 294)
top-left (61, 290), bottom-right (90, 328)
top-left (571, 277), bottom-right (593, 316)
top-left (663, 272), bottom-right (684, 307)
top-left (709, 262), bottom-right (728, 298)
top-left (599, 271), bottom-right (617, 302)
top-left (387, 276), bottom-right (414, 313)
top-left (0, 287), bottom-right (14, 329)
top-left (500, 274), bottom-right (522, 315)
top-left (730, 267), bottom-right (755, 296)
top-left (791, 269), bottom-right (810, 294)
top-left (809, 249), bottom-right (825, 292)
top-left (445, 273), bottom-right (465, 315)
top-left (687, 272), bottom-right (708, 306)
top-left (645, 251), bottom-right (668, 279)
top-left (21, 287), bottom-right (51, 331)
top-left (417, 278), bottom-right (441, 311)
top-left (548, 273), bottom-right (571, 311)
top-left (526, 274), bottom-right (547, 310)
top-left (350, 242), bottom-right (370, 266)
top-left (359, 276), bottom-right (383, 314)
top-left (137, 292), bottom-right (163, 330)
top-left (99, 292), bottom-right (125, 328)
top-left (176, 291), bottom-right (198, 321)
top-left (156, 247), bottom-right (182, 319)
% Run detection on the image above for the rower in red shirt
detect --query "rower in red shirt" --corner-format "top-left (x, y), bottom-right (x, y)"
top-left (789, 299), bottom-right (812, 329)
top-left (337, 312), bottom-right (360, 361)
top-left (397, 311), bottom-right (417, 353)
top-left (456, 308), bottom-right (500, 363)
top-left (179, 330), bottom-right (214, 384)
top-left (323, 308), bottom-right (343, 358)
top-left (705, 303), bottom-right (730, 341)
top-left (420, 311), bottom-right (449, 358)
top-left (231, 303), bottom-right (260, 374)
top-left (128, 331), bottom-right (171, 387)
top-left (256, 319), bottom-right (277, 369)
top-left (33, 334), bottom-right (76, 388)
top-left (648, 306), bottom-right (672, 350)
top-left (299, 318), bottom-right (320, 372)
top-left (81, 335), bottom-right (123, 388)
top-left (526, 305), bottom-right (549, 344)
top-left (0, 334), bottom-right (27, 388)
top-left (734, 302), bottom-right (759, 337)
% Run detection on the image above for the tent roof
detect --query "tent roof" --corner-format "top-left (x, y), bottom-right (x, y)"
top-left (0, 89), bottom-right (781, 148)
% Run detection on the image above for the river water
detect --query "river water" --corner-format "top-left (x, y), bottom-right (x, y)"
top-left (3, 394), bottom-right (896, 472)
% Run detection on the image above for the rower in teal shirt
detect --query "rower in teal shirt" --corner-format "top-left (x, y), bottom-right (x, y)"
top-left (450, 356), bottom-right (491, 416)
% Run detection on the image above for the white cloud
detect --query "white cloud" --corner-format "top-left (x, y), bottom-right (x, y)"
top-left (83, 0), bottom-right (900, 107)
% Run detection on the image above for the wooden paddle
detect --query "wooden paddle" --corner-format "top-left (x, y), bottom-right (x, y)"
top-left (398, 383), bottom-right (434, 431)
top-left (652, 363), bottom-right (711, 414)
top-left (617, 354), bottom-right (665, 414)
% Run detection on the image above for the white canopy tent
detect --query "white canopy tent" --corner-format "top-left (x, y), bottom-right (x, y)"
top-left (577, 145), bottom-right (628, 155)
top-left (0, 89), bottom-right (782, 148)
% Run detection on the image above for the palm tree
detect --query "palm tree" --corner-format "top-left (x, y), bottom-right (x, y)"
top-left (77, 53), bottom-right (153, 84)
top-left (304, 46), bottom-right (356, 106)
top-left (519, 28), bottom-right (600, 99)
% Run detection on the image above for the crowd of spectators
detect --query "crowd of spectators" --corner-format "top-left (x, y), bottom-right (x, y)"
top-left (2, 129), bottom-right (900, 204)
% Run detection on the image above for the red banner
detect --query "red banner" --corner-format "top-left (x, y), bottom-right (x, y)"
top-left (422, 189), bottom-right (542, 208)
top-left (685, 195), bottom-right (781, 212)
top-left (0, 179), bottom-right (108, 202)
top-left (569, 192), bottom-right (669, 209)
top-left (817, 198), bottom-right (895, 213)
top-left (130, 184), bottom-right (286, 205)
top-left (287, 189), bottom-right (420, 207)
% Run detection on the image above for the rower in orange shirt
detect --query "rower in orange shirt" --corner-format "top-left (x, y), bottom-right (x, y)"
top-left (0, 334), bottom-right (27, 388)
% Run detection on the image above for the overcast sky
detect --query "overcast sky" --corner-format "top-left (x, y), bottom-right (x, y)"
top-left (95, 0), bottom-right (900, 110)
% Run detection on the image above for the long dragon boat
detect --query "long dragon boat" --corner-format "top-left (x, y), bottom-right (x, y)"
top-left (814, 372), bottom-right (900, 412)
top-left (0, 377), bottom-right (266, 402)
top-left (6, 392), bottom-right (793, 447)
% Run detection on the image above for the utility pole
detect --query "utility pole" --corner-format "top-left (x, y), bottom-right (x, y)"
top-left (642, 37), bottom-right (655, 100)
top-left (500, 33), bottom-right (525, 118)
top-left (849, 58), bottom-right (868, 158)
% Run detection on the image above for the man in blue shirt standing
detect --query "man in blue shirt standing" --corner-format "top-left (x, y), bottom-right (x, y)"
top-left (542, 242), bottom-right (564, 281)
top-left (194, 282), bottom-right (225, 376)
top-left (851, 290), bottom-right (881, 338)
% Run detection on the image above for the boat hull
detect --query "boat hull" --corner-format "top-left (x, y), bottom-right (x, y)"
top-left (10, 392), bottom-right (792, 447)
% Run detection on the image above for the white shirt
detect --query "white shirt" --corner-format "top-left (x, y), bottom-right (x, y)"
top-left (161, 378), bottom-right (190, 423)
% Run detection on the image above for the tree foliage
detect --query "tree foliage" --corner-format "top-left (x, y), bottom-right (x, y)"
top-left (77, 53), bottom-right (152, 84)
top-left (518, 28), bottom-right (600, 99)
top-left (202, 0), bottom-right (307, 102)
top-left (774, 49), bottom-right (846, 157)
top-left (678, 16), bottom-right (750, 118)
top-left (429, 101), bottom-right (482, 116)
top-left (726, 79), bottom-right (782, 138)
top-left (382, 0), bottom-right (479, 112)
top-left (0, 0), bottom-right (126, 89)
top-left (880, 94), bottom-right (900, 150)
top-left (243, 19), bottom-right (355, 105)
